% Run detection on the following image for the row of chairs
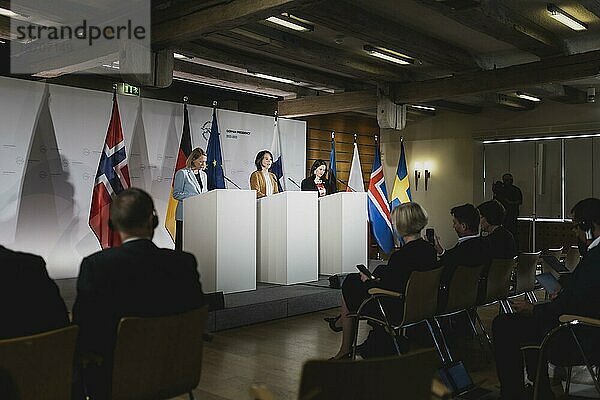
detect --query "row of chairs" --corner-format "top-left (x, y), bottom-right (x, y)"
top-left (350, 254), bottom-right (542, 363)
top-left (0, 306), bottom-right (209, 400)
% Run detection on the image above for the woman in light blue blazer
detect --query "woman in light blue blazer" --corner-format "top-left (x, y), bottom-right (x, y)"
top-left (173, 147), bottom-right (208, 250)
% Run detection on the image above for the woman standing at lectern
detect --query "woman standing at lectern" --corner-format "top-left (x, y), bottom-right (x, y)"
top-left (250, 150), bottom-right (280, 199)
top-left (301, 159), bottom-right (335, 197)
top-left (172, 148), bottom-right (208, 250)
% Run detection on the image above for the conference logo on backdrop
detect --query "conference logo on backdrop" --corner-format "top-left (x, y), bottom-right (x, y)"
top-left (10, 0), bottom-right (150, 75)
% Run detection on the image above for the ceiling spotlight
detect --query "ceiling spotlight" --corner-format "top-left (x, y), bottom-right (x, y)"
top-left (547, 3), bottom-right (587, 31)
top-left (363, 45), bottom-right (413, 65)
top-left (516, 91), bottom-right (541, 102)
top-left (265, 14), bottom-right (313, 32)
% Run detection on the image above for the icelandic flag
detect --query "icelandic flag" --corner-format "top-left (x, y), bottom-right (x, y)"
top-left (270, 117), bottom-right (285, 191)
top-left (390, 140), bottom-right (412, 210)
top-left (368, 143), bottom-right (394, 254)
top-left (206, 107), bottom-right (225, 190)
top-left (89, 92), bottom-right (130, 249)
top-left (165, 101), bottom-right (192, 242)
top-left (327, 133), bottom-right (337, 192)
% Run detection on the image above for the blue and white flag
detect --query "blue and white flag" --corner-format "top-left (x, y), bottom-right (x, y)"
top-left (270, 117), bottom-right (285, 191)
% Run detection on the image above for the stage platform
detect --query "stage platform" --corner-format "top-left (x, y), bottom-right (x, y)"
top-left (56, 276), bottom-right (342, 332)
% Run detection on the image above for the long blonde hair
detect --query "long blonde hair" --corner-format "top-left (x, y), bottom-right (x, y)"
top-left (185, 148), bottom-right (206, 169)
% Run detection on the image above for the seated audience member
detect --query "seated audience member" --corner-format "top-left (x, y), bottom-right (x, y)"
top-left (72, 188), bottom-right (205, 399)
top-left (478, 200), bottom-right (517, 259)
top-left (493, 198), bottom-right (600, 400)
top-left (250, 150), bottom-right (280, 198)
top-left (434, 203), bottom-right (489, 287)
top-left (331, 202), bottom-right (438, 359)
top-left (0, 246), bottom-right (69, 340)
top-left (301, 159), bottom-right (335, 197)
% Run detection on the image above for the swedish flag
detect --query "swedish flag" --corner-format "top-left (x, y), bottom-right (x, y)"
top-left (390, 140), bottom-right (412, 210)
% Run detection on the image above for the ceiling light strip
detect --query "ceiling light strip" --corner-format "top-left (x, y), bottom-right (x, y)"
top-left (483, 132), bottom-right (600, 144)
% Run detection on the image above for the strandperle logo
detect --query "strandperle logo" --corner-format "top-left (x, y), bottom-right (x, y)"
top-left (10, 0), bottom-right (151, 75)
top-left (15, 20), bottom-right (147, 46)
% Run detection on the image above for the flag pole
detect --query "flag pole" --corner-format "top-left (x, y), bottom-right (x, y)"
top-left (354, 133), bottom-right (357, 143)
top-left (112, 83), bottom-right (117, 101)
top-left (274, 110), bottom-right (278, 121)
top-left (183, 96), bottom-right (188, 104)
top-left (212, 100), bottom-right (217, 109)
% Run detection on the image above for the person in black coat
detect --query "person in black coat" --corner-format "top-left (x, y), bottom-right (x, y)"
top-left (331, 202), bottom-right (438, 359)
top-left (301, 159), bottom-right (335, 197)
top-left (493, 198), bottom-right (600, 399)
top-left (434, 203), bottom-right (490, 287)
top-left (478, 199), bottom-right (517, 259)
top-left (0, 246), bottom-right (69, 340)
top-left (72, 188), bottom-right (205, 399)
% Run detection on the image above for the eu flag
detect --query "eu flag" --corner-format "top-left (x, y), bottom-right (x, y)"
top-left (390, 140), bottom-right (412, 210)
top-left (206, 107), bottom-right (225, 190)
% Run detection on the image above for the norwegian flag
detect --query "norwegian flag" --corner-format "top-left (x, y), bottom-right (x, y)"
top-left (367, 140), bottom-right (394, 254)
top-left (89, 92), bottom-right (130, 249)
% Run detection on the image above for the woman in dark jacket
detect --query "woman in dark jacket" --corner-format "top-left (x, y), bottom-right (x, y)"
top-left (301, 159), bottom-right (335, 197)
top-left (331, 202), bottom-right (438, 359)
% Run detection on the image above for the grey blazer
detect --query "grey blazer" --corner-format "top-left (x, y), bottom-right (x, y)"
top-left (173, 168), bottom-right (208, 220)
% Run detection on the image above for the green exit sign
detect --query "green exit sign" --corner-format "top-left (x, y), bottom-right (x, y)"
top-left (120, 83), bottom-right (140, 96)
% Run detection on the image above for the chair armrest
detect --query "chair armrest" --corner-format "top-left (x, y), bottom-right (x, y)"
top-left (367, 287), bottom-right (402, 297)
top-left (559, 314), bottom-right (600, 327)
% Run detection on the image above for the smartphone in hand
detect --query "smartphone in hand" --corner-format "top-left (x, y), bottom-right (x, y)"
top-left (356, 264), bottom-right (376, 280)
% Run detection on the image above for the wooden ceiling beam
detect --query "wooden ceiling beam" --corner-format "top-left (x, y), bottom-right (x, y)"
top-left (580, 0), bottom-right (600, 18)
top-left (0, 15), bottom-right (9, 40)
top-left (216, 23), bottom-right (412, 82)
top-left (152, 0), bottom-right (316, 46)
top-left (295, 1), bottom-right (478, 71)
top-left (278, 89), bottom-right (376, 117)
top-left (174, 59), bottom-right (316, 99)
top-left (176, 41), bottom-right (369, 91)
top-left (414, 0), bottom-right (565, 58)
top-left (393, 49), bottom-right (600, 103)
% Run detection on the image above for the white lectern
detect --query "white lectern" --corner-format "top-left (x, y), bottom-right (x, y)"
top-left (319, 192), bottom-right (368, 275)
top-left (183, 189), bottom-right (256, 294)
top-left (257, 191), bottom-right (319, 285)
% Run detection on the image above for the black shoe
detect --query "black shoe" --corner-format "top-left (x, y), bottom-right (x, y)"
top-left (324, 314), bottom-right (342, 333)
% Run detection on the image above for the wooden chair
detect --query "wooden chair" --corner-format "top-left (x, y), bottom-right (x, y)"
top-left (512, 251), bottom-right (541, 303)
top-left (350, 267), bottom-right (446, 362)
top-left (434, 264), bottom-right (485, 363)
top-left (564, 245), bottom-right (581, 272)
top-left (110, 306), bottom-right (209, 400)
top-left (250, 349), bottom-right (439, 400)
top-left (525, 315), bottom-right (600, 400)
top-left (474, 257), bottom-right (517, 345)
top-left (0, 325), bottom-right (78, 400)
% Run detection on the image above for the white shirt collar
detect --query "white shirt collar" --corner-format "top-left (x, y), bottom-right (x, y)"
top-left (457, 233), bottom-right (480, 244)
top-left (588, 236), bottom-right (600, 251)
top-left (122, 236), bottom-right (151, 244)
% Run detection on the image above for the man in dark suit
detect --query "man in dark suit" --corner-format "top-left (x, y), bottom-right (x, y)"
top-left (493, 198), bottom-right (600, 399)
top-left (0, 246), bottom-right (69, 339)
top-left (72, 188), bottom-right (205, 399)
top-left (435, 203), bottom-right (489, 286)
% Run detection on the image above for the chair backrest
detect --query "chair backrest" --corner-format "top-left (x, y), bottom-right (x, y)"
top-left (111, 306), bottom-right (209, 400)
top-left (402, 267), bottom-right (444, 326)
top-left (515, 251), bottom-right (541, 294)
top-left (298, 349), bottom-right (438, 400)
top-left (564, 246), bottom-right (581, 272)
top-left (483, 257), bottom-right (517, 304)
top-left (444, 265), bottom-right (484, 314)
top-left (0, 325), bottom-right (78, 400)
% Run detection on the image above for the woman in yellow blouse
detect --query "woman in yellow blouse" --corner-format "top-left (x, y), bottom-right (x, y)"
top-left (249, 150), bottom-right (280, 198)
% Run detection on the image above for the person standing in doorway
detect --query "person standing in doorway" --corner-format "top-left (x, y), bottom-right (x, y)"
top-left (496, 173), bottom-right (522, 245)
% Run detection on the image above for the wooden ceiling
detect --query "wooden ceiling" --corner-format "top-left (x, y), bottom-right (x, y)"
top-left (3, 0), bottom-right (600, 120)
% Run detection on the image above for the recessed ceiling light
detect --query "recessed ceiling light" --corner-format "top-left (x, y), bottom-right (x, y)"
top-left (265, 14), bottom-right (313, 32)
top-left (547, 3), bottom-right (587, 31)
top-left (516, 91), bottom-right (541, 102)
top-left (363, 45), bottom-right (413, 65)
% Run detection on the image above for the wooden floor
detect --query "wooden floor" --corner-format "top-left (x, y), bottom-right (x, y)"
top-left (173, 306), bottom-right (503, 400)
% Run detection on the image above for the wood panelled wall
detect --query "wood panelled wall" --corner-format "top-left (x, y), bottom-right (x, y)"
top-left (302, 113), bottom-right (379, 188)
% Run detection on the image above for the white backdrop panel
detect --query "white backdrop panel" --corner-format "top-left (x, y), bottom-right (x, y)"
top-left (0, 76), bottom-right (306, 278)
